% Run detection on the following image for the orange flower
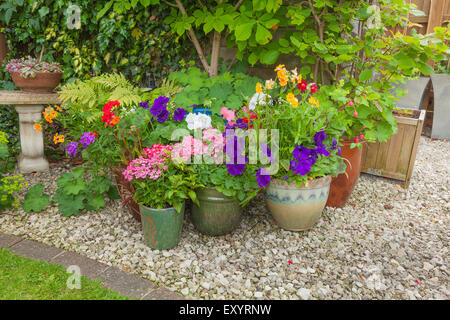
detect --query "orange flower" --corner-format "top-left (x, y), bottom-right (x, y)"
top-left (255, 82), bottom-right (262, 93)
top-left (53, 133), bottom-right (65, 144)
top-left (110, 116), bottom-right (120, 126)
top-left (54, 105), bottom-right (63, 112)
top-left (279, 77), bottom-right (288, 86)
top-left (34, 123), bottom-right (42, 131)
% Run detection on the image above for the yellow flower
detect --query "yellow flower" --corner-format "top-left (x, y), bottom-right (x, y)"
top-left (256, 82), bottom-right (262, 93)
top-left (279, 77), bottom-right (288, 86)
top-left (53, 133), bottom-right (65, 144)
top-left (286, 93), bottom-right (295, 103)
top-left (34, 123), bottom-right (42, 131)
top-left (274, 64), bottom-right (286, 72)
top-left (308, 97), bottom-right (319, 107)
top-left (291, 98), bottom-right (299, 108)
top-left (292, 73), bottom-right (302, 83)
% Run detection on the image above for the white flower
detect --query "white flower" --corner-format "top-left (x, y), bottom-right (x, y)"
top-left (249, 92), bottom-right (271, 110)
top-left (185, 113), bottom-right (212, 130)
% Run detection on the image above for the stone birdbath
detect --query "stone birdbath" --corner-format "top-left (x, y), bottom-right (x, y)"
top-left (0, 90), bottom-right (61, 173)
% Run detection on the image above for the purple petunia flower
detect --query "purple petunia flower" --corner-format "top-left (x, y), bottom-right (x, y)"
top-left (150, 96), bottom-right (169, 120)
top-left (314, 130), bottom-right (327, 146)
top-left (79, 132), bottom-right (96, 148)
top-left (157, 109), bottom-right (169, 123)
top-left (256, 167), bottom-right (271, 188)
top-left (226, 163), bottom-right (246, 176)
top-left (290, 158), bottom-right (313, 176)
top-left (66, 142), bottom-right (78, 158)
top-left (315, 145), bottom-right (330, 157)
top-left (173, 108), bottom-right (186, 121)
top-left (139, 100), bottom-right (149, 110)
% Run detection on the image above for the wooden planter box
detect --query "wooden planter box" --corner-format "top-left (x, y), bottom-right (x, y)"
top-left (361, 109), bottom-right (425, 188)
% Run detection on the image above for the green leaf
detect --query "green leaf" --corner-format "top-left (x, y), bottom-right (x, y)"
top-left (86, 193), bottom-right (105, 211)
top-left (38, 6), bottom-right (49, 17)
top-left (260, 49), bottom-right (279, 65)
top-left (235, 22), bottom-right (255, 41)
top-left (359, 69), bottom-right (373, 82)
top-left (253, 0), bottom-right (267, 11)
top-left (255, 24), bottom-right (272, 45)
top-left (22, 184), bottom-right (50, 213)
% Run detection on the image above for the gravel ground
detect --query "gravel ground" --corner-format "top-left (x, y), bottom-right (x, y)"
top-left (1, 136), bottom-right (449, 300)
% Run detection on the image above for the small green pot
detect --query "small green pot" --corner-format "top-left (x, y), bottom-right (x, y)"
top-left (191, 187), bottom-right (241, 236)
top-left (139, 202), bottom-right (185, 250)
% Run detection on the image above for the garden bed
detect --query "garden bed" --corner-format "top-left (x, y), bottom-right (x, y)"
top-left (1, 137), bottom-right (448, 300)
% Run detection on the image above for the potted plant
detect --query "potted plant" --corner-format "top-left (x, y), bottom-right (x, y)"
top-left (6, 55), bottom-right (63, 93)
top-left (249, 66), bottom-right (345, 231)
top-left (123, 142), bottom-right (202, 250)
top-left (171, 126), bottom-right (261, 236)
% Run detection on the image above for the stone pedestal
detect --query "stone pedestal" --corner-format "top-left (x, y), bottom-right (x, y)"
top-left (0, 90), bottom-right (61, 173)
top-left (14, 104), bottom-right (49, 173)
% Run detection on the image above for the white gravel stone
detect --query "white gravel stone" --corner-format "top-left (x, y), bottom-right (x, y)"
top-left (1, 137), bottom-right (449, 300)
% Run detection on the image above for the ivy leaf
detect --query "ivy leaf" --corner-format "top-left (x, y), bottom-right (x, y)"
top-left (22, 184), bottom-right (50, 213)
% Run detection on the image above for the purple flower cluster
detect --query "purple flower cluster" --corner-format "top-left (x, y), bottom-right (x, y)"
top-left (256, 167), bottom-right (271, 188)
top-left (65, 142), bottom-right (78, 158)
top-left (224, 133), bottom-right (247, 176)
top-left (150, 96), bottom-right (170, 123)
top-left (173, 108), bottom-right (186, 121)
top-left (79, 132), bottom-right (96, 148)
top-left (290, 130), bottom-right (333, 176)
top-left (225, 118), bottom-right (248, 130)
top-left (139, 100), bottom-right (150, 110)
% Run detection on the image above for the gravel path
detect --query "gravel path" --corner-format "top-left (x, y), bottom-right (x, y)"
top-left (1, 136), bottom-right (448, 300)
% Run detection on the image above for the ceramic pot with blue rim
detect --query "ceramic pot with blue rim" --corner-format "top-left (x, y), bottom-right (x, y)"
top-left (264, 176), bottom-right (331, 231)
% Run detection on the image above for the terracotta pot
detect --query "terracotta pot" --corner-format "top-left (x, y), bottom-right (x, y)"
top-left (326, 140), bottom-right (364, 208)
top-left (10, 71), bottom-right (63, 93)
top-left (265, 176), bottom-right (331, 231)
top-left (112, 167), bottom-right (141, 222)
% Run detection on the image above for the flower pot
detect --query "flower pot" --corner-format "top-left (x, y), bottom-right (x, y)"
top-left (10, 71), bottom-right (63, 93)
top-left (112, 167), bottom-right (141, 222)
top-left (326, 140), bottom-right (364, 208)
top-left (191, 187), bottom-right (241, 236)
top-left (265, 176), bottom-right (331, 231)
top-left (139, 202), bottom-right (185, 250)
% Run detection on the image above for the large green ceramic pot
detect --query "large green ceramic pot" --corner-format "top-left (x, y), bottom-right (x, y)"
top-left (191, 187), bottom-right (241, 236)
top-left (139, 202), bottom-right (185, 250)
top-left (264, 176), bottom-right (331, 231)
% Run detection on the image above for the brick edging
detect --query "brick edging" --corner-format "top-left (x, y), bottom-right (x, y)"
top-left (0, 232), bottom-right (185, 300)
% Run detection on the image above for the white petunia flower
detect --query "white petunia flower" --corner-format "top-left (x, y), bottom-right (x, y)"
top-left (185, 113), bottom-right (212, 130)
top-left (249, 92), bottom-right (271, 110)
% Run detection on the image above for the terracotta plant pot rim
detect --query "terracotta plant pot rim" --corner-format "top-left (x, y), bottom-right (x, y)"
top-left (9, 71), bottom-right (63, 77)
top-left (340, 137), bottom-right (367, 144)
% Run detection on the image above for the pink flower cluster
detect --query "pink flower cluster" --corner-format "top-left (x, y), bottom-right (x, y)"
top-left (122, 144), bottom-right (173, 181)
top-left (171, 129), bottom-right (224, 165)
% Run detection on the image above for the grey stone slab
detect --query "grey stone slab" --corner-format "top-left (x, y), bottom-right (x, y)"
top-left (431, 74), bottom-right (450, 140)
top-left (98, 266), bottom-right (156, 299)
top-left (9, 239), bottom-right (63, 262)
top-left (141, 287), bottom-right (185, 300)
top-left (392, 77), bottom-right (430, 110)
top-left (0, 233), bottom-right (23, 249)
top-left (50, 251), bottom-right (110, 279)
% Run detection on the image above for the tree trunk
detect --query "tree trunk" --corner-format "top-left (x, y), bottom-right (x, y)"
top-left (209, 31), bottom-right (221, 77)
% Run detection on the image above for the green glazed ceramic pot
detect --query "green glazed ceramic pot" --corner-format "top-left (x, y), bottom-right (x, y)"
top-left (265, 176), bottom-right (331, 231)
top-left (191, 187), bottom-right (241, 236)
top-left (139, 202), bottom-right (185, 250)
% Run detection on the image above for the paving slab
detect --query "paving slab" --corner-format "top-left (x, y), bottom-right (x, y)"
top-left (50, 251), bottom-right (110, 279)
top-left (141, 287), bottom-right (185, 300)
top-left (98, 266), bottom-right (156, 299)
top-left (0, 233), bottom-right (23, 248)
top-left (9, 239), bottom-right (63, 262)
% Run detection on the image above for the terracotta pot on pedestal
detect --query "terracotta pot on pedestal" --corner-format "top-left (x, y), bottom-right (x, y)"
top-left (326, 140), bottom-right (364, 208)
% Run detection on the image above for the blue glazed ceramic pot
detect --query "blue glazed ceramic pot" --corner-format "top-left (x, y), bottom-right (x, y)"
top-left (265, 176), bottom-right (331, 231)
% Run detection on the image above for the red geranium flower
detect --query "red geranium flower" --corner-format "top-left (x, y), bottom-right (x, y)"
top-left (298, 80), bottom-right (307, 91)
top-left (310, 83), bottom-right (318, 93)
